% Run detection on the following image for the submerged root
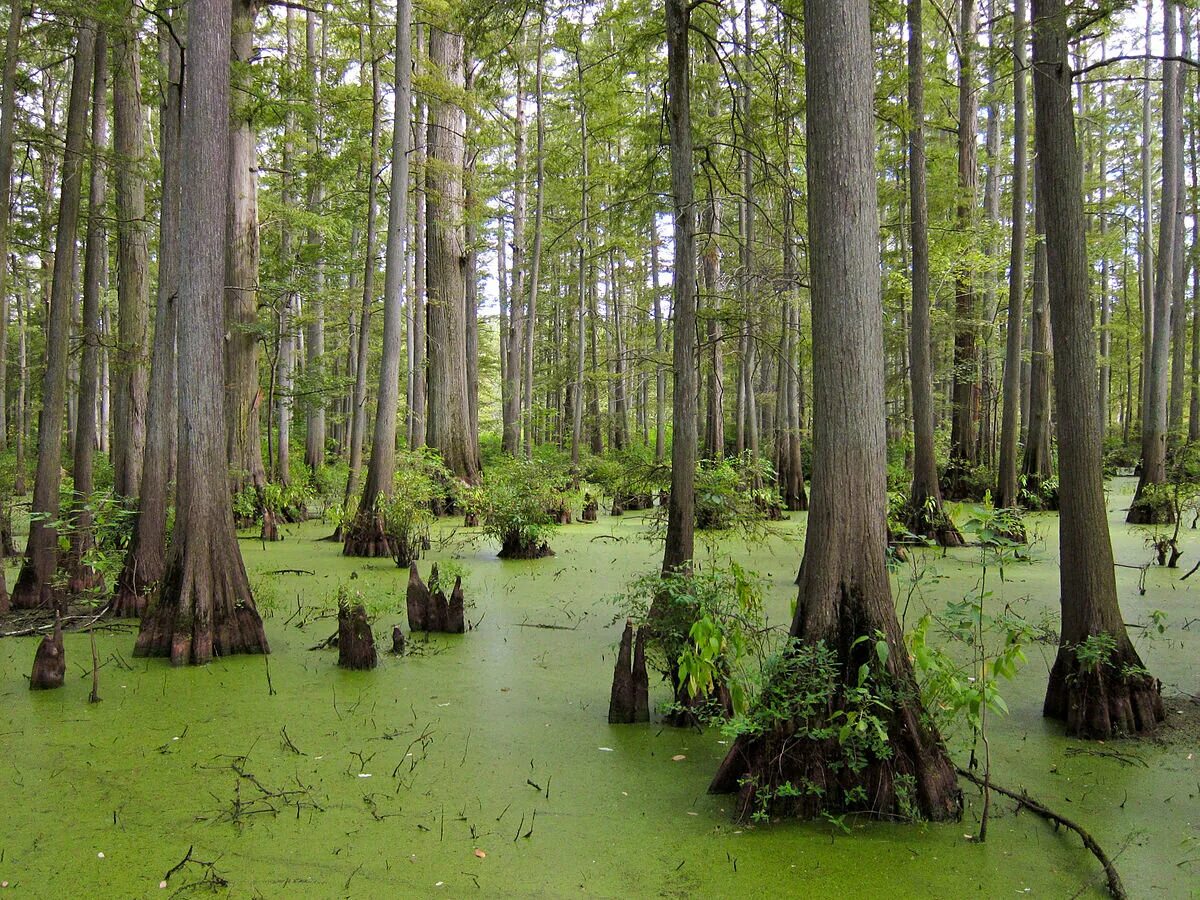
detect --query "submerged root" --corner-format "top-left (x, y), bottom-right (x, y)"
top-left (497, 533), bottom-right (554, 560)
top-left (342, 514), bottom-right (393, 559)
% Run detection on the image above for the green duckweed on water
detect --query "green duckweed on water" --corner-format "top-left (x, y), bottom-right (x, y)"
top-left (1, 478), bottom-right (1197, 898)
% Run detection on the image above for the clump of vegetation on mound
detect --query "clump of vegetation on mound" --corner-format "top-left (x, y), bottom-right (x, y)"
top-left (469, 458), bottom-right (572, 559)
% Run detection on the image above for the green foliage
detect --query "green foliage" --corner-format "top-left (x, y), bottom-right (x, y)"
top-left (1072, 632), bottom-right (1118, 675)
top-left (380, 450), bottom-right (454, 566)
top-left (616, 563), bottom-right (768, 719)
top-left (473, 457), bottom-right (566, 553)
top-left (694, 452), bottom-right (780, 532)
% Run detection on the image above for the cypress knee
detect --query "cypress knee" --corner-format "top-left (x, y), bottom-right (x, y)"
top-left (607, 620), bottom-right (635, 724)
top-left (30, 614), bottom-right (65, 690)
top-left (406, 565), bottom-right (429, 632)
top-left (632, 626), bottom-right (649, 722)
top-left (337, 601), bottom-right (377, 670)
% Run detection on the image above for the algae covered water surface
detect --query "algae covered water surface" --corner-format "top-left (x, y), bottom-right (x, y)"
top-left (1, 479), bottom-right (1197, 898)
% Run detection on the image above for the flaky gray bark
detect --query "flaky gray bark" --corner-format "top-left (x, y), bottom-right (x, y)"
top-left (425, 22), bottom-right (479, 482)
top-left (226, 0), bottom-right (266, 497)
top-left (303, 6), bottom-right (326, 471)
top-left (345, 0), bottom-right (411, 555)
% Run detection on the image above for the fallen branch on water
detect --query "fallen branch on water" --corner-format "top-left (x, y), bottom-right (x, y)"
top-left (956, 766), bottom-right (1126, 900)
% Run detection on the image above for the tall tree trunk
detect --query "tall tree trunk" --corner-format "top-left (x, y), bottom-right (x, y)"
top-left (712, 0), bottom-right (960, 822)
top-left (409, 29), bottom-right (427, 450)
top-left (303, 6), bottom-right (326, 472)
top-left (111, 7), bottom-right (150, 498)
top-left (570, 46), bottom-right (588, 467)
top-left (112, 15), bottom-right (182, 617)
top-left (504, 44), bottom-right (527, 456)
top-left (1131, 0), bottom-right (1180, 524)
top-left (997, 0), bottom-right (1029, 509)
top-left (345, 0), bottom-right (411, 555)
top-left (0, 0), bottom-right (22, 451)
top-left (135, 0), bottom-right (268, 663)
top-left (66, 26), bottom-right (108, 596)
top-left (1022, 175), bottom-right (1054, 498)
top-left (906, 0), bottom-right (962, 543)
top-left (661, 0), bottom-right (696, 575)
top-left (523, 12), bottom-right (545, 457)
top-left (1169, 7), bottom-right (1190, 436)
top-left (425, 18), bottom-right (479, 482)
top-left (226, 0), bottom-right (266, 499)
top-left (276, 8), bottom-right (298, 483)
top-left (10, 21), bottom-right (96, 611)
top-left (1140, 4), bottom-right (1154, 431)
top-left (344, 7), bottom-right (382, 523)
top-left (948, 0), bottom-right (980, 497)
top-left (1032, 0), bottom-right (1163, 738)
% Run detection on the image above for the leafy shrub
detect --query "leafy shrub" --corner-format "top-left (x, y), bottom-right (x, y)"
top-left (694, 452), bottom-right (780, 532)
top-left (475, 458), bottom-right (562, 558)
top-left (380, 450), bottom-right (453, 567)
top-left (615, 563), bottom-right (768, 720)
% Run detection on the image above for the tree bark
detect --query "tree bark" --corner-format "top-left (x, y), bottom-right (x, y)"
top-left (997, 0), bottom-right (1029, 510)
top-left (1022, 174), bottom-right (1054, 501)
top-left (112, 17), bottom-right (182, 617)
top-left (66, 26), bottom-right (108, 596)
top-left (948, 0), bottom-right (980, 497)
top-left (345, 0), bottom-right (411, 556)
top-left (425, 18), bottom-right (479, 482)
top-left (111, 6), bottom-right (150, 498)
top-left (134, 0), bottom-right (268, 663)
top-left (303, 6), bottom-right (326, 472)
top-left (344, 5), bottom-right (382, 526)
top-left (1032, 0), bottom-right (1163, 738)
top-left (1131, 0), bottom-right (1180, 524)
top-left (0, 0), bottom-right (23, 451)
top-left (907, 0), bottom-right (962, 543)
top-left (712, 0), bottom-right (959, 823)
top-left (10, 21), bottom-right (96, 610)
top-left (226, 0), bottom-right (266, 499)
top-left (661, 0), bottom-right (696, 575)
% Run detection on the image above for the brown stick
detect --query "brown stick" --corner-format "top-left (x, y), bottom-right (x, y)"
top-left (955, 767), bottom-right (1127, 900)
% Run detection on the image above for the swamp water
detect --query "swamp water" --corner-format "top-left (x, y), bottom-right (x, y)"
top-left (1, 478), bottom-right (1196, 898)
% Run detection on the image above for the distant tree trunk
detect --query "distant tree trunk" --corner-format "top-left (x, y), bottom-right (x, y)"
top-left (1190, 43), bottom-right (1200, 442)
top-left (712, 0), bottom-right (960, 822)
top-left (1139, 4), bottom-right (1154, 431)
top-left (523, 13), bottom-right (545, 457)
top-left (504, 46), bottom-right (526, 457)
top-left (409, 30), bottom-right (428, 450)
top-left (344, 6), bottom-right (382, 519)
top-left (0, 0), bottom-right (22, 451)
top-left (111, 7), bottom-right (150, 498)
top-left (66, 26), bottom-right (108, 596)
top-left (1169, 6), bottom-right (1190, 437)
top-left (345, 0), bottom-right (410, 556)
top-left (570, 48), bottom-right (588, 467)
top-left (905, 0), bottom-right (962, 543)
top-left (652, 219), bottom-right (668, 464)
top-left (425, 20), bottom-right (479, 482)
top-left (997, 0), bottom-right (1029, 509)
top-left (1022, 177), bottom-right (1054, 499)
top-left (10, 21), bottom-right (96, 611)
top-left (304, 7), bottom-right (326, 472)
top-left (1131, 0), bottom-right (1179, 524)
top-left (226, 0), bottom-right (266, 498)
top-left (276, 9), bottom-right (298, 484)
top-left (134, 0), bottom-right (268, 663)
top-left (1032, 0), bottom-right (1163, 738)
top-left (112, 15), bottom-right (182, 617)
top-left (661, 0), bottom-right (696, 575)
top-left (947, 0), bottom-right (980, 498)
top-left (1097, 41), bottom-right (1112, 434)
